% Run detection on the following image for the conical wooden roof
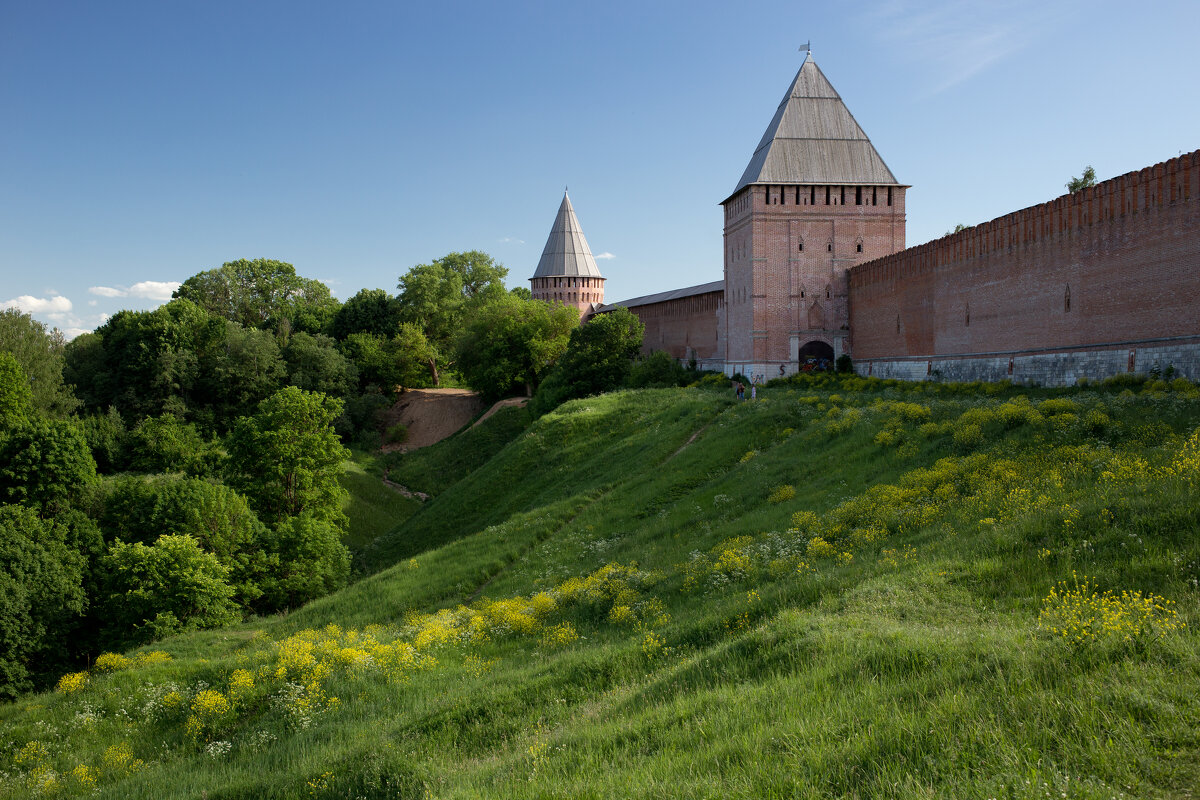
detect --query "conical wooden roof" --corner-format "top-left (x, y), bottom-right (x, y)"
top-left (728, 53), bottom-right (899, 199)
top-left (531, 192), bottom-right (603, 279)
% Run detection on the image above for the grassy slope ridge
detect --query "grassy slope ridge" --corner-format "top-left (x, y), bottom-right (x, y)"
top-left (3, 380), bottom-right (1200, 799)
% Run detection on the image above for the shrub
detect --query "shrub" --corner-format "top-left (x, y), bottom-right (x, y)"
top-left (385, 422), bottom-right (409, 444)
top-left (767, 485), bottom-right (796, 504)
top-left (99, 475), bottom-right (273, 610)
top-left (257, 514), bottom-right (351, 611)
top-left (953, 422), bottom-right (984, 449)
top-left (628, 350), bottom-right (689, 389)
top-left (1038, 574), bottom-right (1184, 646)
top-left (97, 534), bottom-right (240, 648)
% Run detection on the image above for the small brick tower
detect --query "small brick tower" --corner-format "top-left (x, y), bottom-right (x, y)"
top-left (530, 191), bottom-right (605, 320)
top-left (720, 51), bottom-right (907, 378)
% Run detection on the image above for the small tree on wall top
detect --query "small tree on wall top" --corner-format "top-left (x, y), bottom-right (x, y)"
top-left (1067, 166), bottom-right (1096, 193)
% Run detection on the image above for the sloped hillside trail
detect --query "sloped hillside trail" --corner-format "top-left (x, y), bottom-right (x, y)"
top-left (378, 390), bottom-right (527, 501)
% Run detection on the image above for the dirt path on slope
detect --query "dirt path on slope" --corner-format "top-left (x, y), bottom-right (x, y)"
top-left (380, 388), bottom-right (487, 453)
top-left (472, 396), bottom-right (528, 428)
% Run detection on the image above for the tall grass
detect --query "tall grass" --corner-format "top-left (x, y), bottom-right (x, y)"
top-left (3, 380), bottom-right (1198, 799)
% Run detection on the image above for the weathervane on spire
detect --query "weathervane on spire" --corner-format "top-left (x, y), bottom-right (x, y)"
top-left (799, 41), bottom-right (811, 56)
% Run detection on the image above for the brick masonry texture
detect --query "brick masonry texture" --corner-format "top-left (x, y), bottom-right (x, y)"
top-left (849, 152), bottom-right (1199, 381)
top-left (530, 275), bottom-right (605, 321)
top-left (629, 290), bottom-right (724, 362)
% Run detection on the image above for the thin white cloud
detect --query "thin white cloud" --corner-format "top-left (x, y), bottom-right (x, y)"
top-left (87, 299), bottom-right (98, 306)
top-left (860, 0), bottom-right (1073, 94)
top-left (128, 281), bottom-right (180, 301)
top-left (62, 327), bottom-right (90, 341)
top-left (499, 236), bottom-right (525, 244)
top-left (2, 295), bottom-right (73, 313)
top-left (87, 280), bottom-right (181, 301)
top-left (594, 252), bottom-right (616, 260)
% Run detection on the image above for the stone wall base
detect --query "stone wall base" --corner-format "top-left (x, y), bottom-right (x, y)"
top-left (858, 337), bottom-right (1200, 386)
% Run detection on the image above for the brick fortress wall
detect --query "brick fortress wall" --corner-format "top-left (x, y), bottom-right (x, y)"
top-left (625, 287), bottom-right (724, 367)
top-left (849, 150), bottom-right (1200, 385)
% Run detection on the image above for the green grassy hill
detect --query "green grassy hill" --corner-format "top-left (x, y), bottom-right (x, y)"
top-left (4, 377), bottom-right (1199, 799)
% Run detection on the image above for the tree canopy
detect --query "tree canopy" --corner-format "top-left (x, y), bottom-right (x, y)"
top-left (0, 352), bottom-right (32, 428)
top-left (174, 258), bottom-right (339, 334)
top-left (0, 505), bottom-right (86, 699)
top-left (226, 386), bottom-right (350, 527)
top-left (0, 309), bottom-right (78, 417)
top-left (533, 307), bottom-right (645, 412)
top-left (397, 251), bottom-right (510, 356)
top-left (455, 293), bottom-right (580, 401)
top-left (96, 534), bottom-right (240, 647)
top-left (330, 288), bottom-right (402, 340)
top-left (0, 418), bottom-right (98, 514)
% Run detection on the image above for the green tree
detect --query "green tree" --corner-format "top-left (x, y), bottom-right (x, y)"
top-left (393, 322), bottom-right (440, 387)
top-left (78, 407), bottom-right (127, 473)
top-left (533, 307), bottom-right (645, 412)
top-left (435, 251), bottom-right (509, 301)
top-left (257, 513), bottom-right (350, 610)
top-left (226, 387), bottom-right (350, 527)
top-left (0, 352), bottom-right (32, 428)
top-left (340, 325), bottom-right (436, 391)
top-left (396, 262), bottom-right (464, 354)
top-left (0, 505), bottom-right (86, 699)
top-left (69, 299), bottom-right (224, 423)
top-left (61, 331), bottom-right (108, 409)
top-left (97, 534), bottom-right (240, 647)
top-left (69, 301), bottom-right (292, 431)
top-left (174, 258), bottom-right (340, 334)
top-left (202, 320), bottom-right (287, 425)
top-left (329, 288), bottom-right (402, 340)
top-left (341, 332), bottom-right (401, 391)
top-left (396, 251), bottom-right (510, 369)
top-left (125, 413), bottom-right (222, 476)
top-left (509, 286), bottom-right (532, 300)
top-left (0, 309), bottom-right (78, 416)
top-left (1067, 165), bottom-right (1096, 193)
top-left (0, 418), bottom-right (98, 514)
top-left (284, 332), bottom-right (358, 397)
top-left (455, 293), bottom-right (579, 401)
top-left (98, 475), bottom-right (272, 610)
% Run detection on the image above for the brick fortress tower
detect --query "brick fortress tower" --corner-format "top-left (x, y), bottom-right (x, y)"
top-left (720, 50), bottom-right (907, 378)
top-left (530, 191), bottom-right (605, 320)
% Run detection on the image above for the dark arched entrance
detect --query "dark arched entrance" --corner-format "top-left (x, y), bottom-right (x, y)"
top-left (797, 340), bottom-right (835, 371)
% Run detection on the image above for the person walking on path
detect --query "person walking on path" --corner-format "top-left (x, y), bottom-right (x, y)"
top-left (734, 381), bottom-right (744, 400)
top-left (751, 384), bottom-right (757, 400)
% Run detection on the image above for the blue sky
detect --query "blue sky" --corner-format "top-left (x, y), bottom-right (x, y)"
top-left (3, 0), bottom-right (1198, 338)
